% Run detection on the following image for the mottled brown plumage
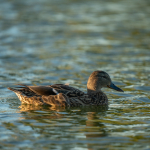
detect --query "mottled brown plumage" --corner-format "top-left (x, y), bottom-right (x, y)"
top-left (8, 71), bottom-right (124, 107)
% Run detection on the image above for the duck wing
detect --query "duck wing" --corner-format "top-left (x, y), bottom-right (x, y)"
top-left (15, 84), bottom-right (85, 97)
top-left (27, 86), bottom-right (55, 96)
top-left (48, 84), bottom-right (85, 97)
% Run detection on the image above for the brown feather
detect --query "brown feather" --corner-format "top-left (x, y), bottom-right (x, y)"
top-left (28, 86), bottom-right (55, 96)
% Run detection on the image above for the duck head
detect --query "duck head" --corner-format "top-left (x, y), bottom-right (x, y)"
top-left (87, 71), bottom-right (123, 94)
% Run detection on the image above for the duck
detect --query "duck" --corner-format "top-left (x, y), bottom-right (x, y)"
top-left (8, 70), bottom-right (123, 107)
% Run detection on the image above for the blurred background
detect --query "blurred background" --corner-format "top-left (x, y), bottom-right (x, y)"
top-left (0, 0), bottom-right (150, 149)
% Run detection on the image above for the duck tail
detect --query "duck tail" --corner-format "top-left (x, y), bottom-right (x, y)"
top-left (7, 87), bottom-right (20, 93)
top-left (8, 84), bottom-right (29, 93)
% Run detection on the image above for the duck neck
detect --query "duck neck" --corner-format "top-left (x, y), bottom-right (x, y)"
top-left (87, 89), bottom-right (102, 95)
top-left (87, 78), bottom-right (102, 95)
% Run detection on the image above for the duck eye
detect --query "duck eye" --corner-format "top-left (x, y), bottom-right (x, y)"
top-left (102, 76), bottom-right (107, 79)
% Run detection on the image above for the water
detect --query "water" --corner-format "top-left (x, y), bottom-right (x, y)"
top-left (0, 0), bottom-right (150, 149)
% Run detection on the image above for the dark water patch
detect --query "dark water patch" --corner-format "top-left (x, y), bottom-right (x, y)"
top-left (135, 86), bottom-right (150, 91)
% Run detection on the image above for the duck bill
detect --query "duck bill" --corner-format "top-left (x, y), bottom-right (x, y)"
top-left (107, 82), bottom-right (124, 92)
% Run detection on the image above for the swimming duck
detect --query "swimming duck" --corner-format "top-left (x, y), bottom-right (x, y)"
top-left (8, 71), bottom-right (123, 107)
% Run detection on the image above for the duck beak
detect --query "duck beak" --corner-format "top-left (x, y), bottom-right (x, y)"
top-left (107, 82), bottom-right (124, 92)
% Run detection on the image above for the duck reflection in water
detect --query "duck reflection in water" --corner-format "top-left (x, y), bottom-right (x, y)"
top-left (19, 105), bottom-right (108, 150)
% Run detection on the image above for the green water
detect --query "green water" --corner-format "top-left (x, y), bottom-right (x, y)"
top-left (0, 0), bottom-right (150, 149)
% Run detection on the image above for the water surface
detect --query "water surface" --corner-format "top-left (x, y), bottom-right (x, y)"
top-left (0, 0), bottom-right (150, 149)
